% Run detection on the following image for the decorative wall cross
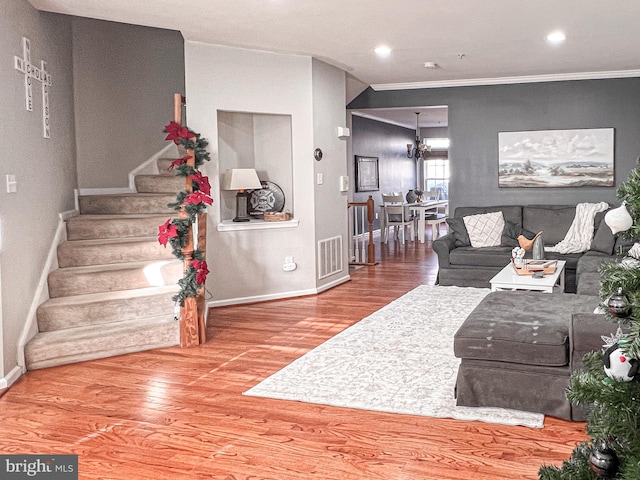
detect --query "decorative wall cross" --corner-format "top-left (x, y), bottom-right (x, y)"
top-left (14, 37), bottom-right (52, 138)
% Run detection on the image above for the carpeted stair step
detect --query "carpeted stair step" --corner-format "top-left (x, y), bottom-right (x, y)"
top-left (25, 315), bottom-right (180, 370)
top-left (134, 174), bottom-right (184, 193)
top-left (66, 214), bottom-right (172, 240)
top-left (79, 193), bottom-right (175, 215)
top-left (36, 285), bottom-right (178, 332)
top-left (48, 260), bottom-right (183, 298)
top-left (57, 237), bottom-right (175, 268)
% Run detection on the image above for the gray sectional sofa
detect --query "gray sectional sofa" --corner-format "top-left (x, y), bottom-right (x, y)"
top-left (434, 204), bottom-right (632, 420)
top-left (433, 204), bottom-right (621, 294)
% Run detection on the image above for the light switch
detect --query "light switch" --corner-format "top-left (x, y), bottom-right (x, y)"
top-left (6, 175), bottom-right (17, 193)
top-left (317, 173), bottom-right (324, 185)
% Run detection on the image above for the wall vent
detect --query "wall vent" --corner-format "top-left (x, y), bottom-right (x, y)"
top-left (318, 235), bottom-right (343, 279)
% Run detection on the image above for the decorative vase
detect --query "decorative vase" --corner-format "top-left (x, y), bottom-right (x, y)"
top-left (605, 202), bottom-right (633, 234)
top-left (532, 235), bottom-right (544, 260)
top-left (406, 189), bottom-right (417, 203)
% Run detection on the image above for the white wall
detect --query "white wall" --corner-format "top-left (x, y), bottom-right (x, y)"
top-left (312, 59), bottom-right (349, 289)
top-left (185, 43), bottom-right (319, 304)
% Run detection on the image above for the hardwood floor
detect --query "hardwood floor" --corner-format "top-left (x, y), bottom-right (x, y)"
top-left (0, 232), bottom-right (586, 479)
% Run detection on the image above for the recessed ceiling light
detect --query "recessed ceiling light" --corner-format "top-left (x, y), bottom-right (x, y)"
top-left (374, 45), bottom-right (392, 57)
top-left (546, 31), bottom-right (566, 44)
top-left (424, 62), bottom-right (439, 69)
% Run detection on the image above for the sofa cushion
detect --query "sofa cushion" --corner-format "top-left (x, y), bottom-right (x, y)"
top-left (522, 205), bottom-right (575, 245)
top-left (449, 246), bottom-right (513, 267)
top-left (455, 206), bottom-right (523, 228)
top-left (591, 221), bottom-right (616, 254)
top-left (454, 291), bottom-right (600, 367)
top-left (446, 217), bottom-right (471, 247)
top-left (463, 211), bottom-right (505, 247)
top-left (501, 219), bottom-right (538, 247)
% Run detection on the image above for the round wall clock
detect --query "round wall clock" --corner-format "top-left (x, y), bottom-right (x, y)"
top-left (248, 181), bottom-right (285, 217)
top-left (314, 148), bottom-right (323, 161)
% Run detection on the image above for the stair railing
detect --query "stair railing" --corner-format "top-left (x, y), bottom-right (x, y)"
top-left (174, 93), bottom-right (207, 346)
top-left (348, 195), bottom-right (377, 266)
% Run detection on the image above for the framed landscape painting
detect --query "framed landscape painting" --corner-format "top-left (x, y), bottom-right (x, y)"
top-left (498, 128), bottom-right (614, 187)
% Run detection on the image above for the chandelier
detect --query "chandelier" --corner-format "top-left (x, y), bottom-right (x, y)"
top-left (406, 112), bottom-right (431, 159)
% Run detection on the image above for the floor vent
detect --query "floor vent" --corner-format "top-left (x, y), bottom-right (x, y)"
top-left (318, 235), bottom-right (343, 279)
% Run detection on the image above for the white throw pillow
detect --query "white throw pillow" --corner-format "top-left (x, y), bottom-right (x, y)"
top-left (463, 211), bottom-right (505, 248)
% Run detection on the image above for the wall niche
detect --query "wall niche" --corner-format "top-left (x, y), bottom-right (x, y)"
top-left (218, 110), bottom-right (293, 223)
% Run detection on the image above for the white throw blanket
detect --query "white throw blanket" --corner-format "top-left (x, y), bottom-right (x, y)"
top-left (545, 202), bottom-right (609, 254)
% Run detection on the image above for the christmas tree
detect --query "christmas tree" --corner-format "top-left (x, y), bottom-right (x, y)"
top-left (539, 164), bottom-right (640, 479)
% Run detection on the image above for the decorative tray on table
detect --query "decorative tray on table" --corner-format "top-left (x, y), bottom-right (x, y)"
top-left (510, 258), bottom-right (558, 275)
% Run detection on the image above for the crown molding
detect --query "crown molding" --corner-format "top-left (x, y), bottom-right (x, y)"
top-left (370, 69), bottom-right (640, 91)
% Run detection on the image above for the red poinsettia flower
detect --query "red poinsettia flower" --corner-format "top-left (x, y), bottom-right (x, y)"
top-left (168, 155), bottom-right (192, 171)
top-left (192, 260), bottom-right (209, 284)
top-left (189, 171), bottom-right (211, 195)
top-left (158, 218), bottom-right (179, 246)
top-left (185, 191), bottom-right (213, 205)
top-left (164, 121), bottom-right (192, 144)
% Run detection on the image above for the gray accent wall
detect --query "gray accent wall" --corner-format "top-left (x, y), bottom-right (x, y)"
top-left (351, 115), bottom-right (416, 230)
top-left (1, 0), bottom-right (76, 379)
top-left (349, 79), bottom-right (640, 212)
top-left (0, 3), bottom-right (186, 382)
top-left (72, 18), bottom-right (185, 188)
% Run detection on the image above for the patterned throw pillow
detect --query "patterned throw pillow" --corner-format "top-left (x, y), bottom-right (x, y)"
top-left (463, 211), bottom-right (505, 248)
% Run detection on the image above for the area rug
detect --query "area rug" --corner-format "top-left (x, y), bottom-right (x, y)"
top-left (244, 285), bottom-right (544, 428)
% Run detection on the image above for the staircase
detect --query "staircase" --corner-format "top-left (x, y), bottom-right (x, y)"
top-left (24, 157), bottom-right (186, 370)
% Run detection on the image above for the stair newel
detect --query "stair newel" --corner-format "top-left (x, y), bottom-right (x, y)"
top-left (366, 195), bottom-right (376, 265)
top-left (174, 94), bottom-right (206, 347)
top-left (196, 212), bottom-right (207, 341)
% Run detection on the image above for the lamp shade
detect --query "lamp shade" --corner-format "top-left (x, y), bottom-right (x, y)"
top-left (222, 168), bottom-right (262, 191)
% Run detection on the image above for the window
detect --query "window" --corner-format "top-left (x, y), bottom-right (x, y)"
top-left (422, 138), bottom-right (449, 199)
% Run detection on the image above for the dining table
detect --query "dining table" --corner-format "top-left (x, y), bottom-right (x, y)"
top-left (379, 200), bottom-right (448, 244)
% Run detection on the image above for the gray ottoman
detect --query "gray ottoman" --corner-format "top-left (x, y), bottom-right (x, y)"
top-left (453, 291), bottom-right (604, 420)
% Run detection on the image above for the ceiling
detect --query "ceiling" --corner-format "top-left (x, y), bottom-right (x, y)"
top-left (29, 0), bottom-right (640, 129)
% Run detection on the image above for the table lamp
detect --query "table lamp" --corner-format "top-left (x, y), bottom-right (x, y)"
top-left (222, 168), bottom-right (263, 222)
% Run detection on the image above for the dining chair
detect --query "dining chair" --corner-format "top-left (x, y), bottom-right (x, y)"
top-left (381, 194), bottom-right (415, 244)
top-left (423, 189), bottom-right (448, 240)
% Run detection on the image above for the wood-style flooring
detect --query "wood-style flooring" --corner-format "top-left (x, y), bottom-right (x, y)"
top-left (0, 231), bottom-right (586, 479)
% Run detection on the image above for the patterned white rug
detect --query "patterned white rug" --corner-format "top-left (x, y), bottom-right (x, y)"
top-left (244, 285), bottom-right (544, 428)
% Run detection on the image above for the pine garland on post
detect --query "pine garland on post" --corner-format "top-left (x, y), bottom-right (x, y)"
top-left (157, 121), bottom-right (212, 307)
top-left (539, 160), bottom-right (640, 480)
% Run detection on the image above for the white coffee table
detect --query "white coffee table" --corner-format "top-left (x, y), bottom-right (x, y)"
top-left (490, 260), bottom-right (566, 293)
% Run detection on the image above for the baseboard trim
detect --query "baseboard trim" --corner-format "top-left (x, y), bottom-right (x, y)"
top-left (207, 275), bottom-right (351, 308)
top-left (17, 213), bottom-right (70, 370)
top-left (0, 365), bottom-right (23, 389)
